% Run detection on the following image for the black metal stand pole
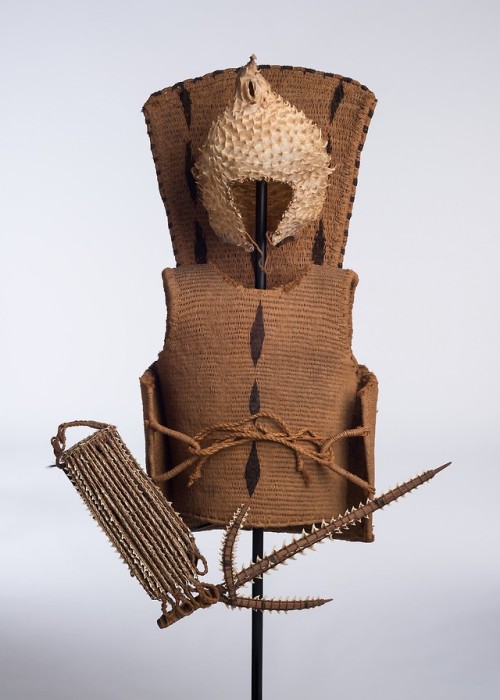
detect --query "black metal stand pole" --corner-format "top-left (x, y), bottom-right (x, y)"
top-left (253, 180), bottom-right (267, 290)
top-left (251, 180), bottom-right (267, 700)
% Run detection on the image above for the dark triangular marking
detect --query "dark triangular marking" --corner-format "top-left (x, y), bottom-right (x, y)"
top-left (326, 136), bottom-right (333, 155)
top-left (178, 84), bottom-right (191, 128)
top-left (249, 380), bottom-right (261, 415)
top-left (250, 302), bottom-right (265, 366)
top-left (312, 220), bottom-right (325, 264)
top-left (194, 221), bottom-right (207, 264)
top-left (245, 442), bottom-right (260, 496)
top-left (185, 142), bottom-right (197, 203)
top-left (330, 81), bottom-right (344, 123)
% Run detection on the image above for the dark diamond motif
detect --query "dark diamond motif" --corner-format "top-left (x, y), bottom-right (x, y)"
top-left (185, 142), bottom-right (197, 203)
top-left (245, 442), bottom-right (260, 496)
top-left (194, 221), bottom-right (207, 264)
top-left (249, 380), bottom-right (261, 414)
top-left (178, 84), bottom-right (191, 128)
top-left (250, 302), bottom-right (265, 366)
top-left (312, 220), bottom-right (325, 264)
top-left (330, 81), bottom-right (344, 123)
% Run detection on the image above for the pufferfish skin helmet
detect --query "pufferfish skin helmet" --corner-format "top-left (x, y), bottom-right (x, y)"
top-left (193, 55), bottom-right (333, 251)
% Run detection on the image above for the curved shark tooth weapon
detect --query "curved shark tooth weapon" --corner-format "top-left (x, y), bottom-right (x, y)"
top-left (157, 462), bottom-right (450, 627)
top-left (193, 54), bottom-right (332, 250)
top-left (50, 421), bottom-right (450, 627)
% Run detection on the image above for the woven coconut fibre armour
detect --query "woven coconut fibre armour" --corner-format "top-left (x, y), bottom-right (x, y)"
top-left (143, 63), bottom-right (376, 286)
top-left (141, 60), bottom-right (378, 539)
top-left (143, 263), bottom-right (377, 537)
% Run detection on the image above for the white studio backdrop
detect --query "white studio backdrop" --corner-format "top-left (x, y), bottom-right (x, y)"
top-left (1, 1), bottom-right (499, 698)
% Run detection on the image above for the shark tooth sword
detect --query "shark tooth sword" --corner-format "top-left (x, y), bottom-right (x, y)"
top-left (157, 462), bottom-right (450, 628)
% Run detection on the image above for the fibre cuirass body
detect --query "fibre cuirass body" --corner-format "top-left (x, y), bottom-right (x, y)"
top-left (155, 262), bottom-right (364, 530)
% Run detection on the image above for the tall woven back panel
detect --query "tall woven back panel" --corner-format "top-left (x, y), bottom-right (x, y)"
top-left (143, 66), bottom-right (376, 287)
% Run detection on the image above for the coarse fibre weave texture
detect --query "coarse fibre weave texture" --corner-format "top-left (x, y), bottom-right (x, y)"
top-left (51, 421), bottom-right (218, 617)
top-left (143, 64), bottom-right (376, 287)
top-left (141, 264), bottom-right (377, 538)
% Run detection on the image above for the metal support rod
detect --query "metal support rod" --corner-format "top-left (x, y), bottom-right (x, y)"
top-left (254, 180), bottom-right (267, 290)
top-left (251, 527), bottom-right (264, 700)
top-left (251, 179), bottom-right (267, 700)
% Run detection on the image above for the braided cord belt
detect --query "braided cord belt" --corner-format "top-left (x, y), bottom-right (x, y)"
top-left (147, 411), bottom-right (374, 495)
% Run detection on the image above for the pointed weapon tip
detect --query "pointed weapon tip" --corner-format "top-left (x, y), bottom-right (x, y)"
top-left (432, 461), bottom-right (452, 476)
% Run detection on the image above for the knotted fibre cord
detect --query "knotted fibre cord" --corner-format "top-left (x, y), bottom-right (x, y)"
top-left (148, 411), bottom-right (374, 494)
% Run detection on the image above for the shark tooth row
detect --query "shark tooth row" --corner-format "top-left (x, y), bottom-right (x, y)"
top-left (158, 463), bottom-right (450, 628)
